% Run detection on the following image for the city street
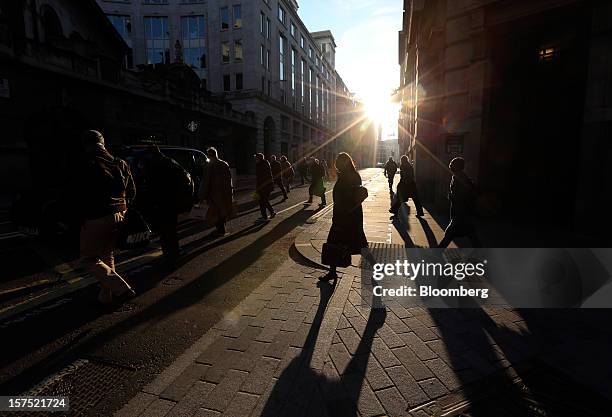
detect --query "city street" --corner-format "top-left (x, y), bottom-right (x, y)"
top-left (1, 171), bottom-right (611, 416)
top-left (2, 0), bottom-right (612, 415)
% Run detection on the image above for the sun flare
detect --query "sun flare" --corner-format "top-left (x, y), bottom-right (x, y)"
top-left (363, 92), bottom-right (400, 132)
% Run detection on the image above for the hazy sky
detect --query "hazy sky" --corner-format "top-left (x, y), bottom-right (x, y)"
top-left (299, 0), bottom-right (403, 137)
top-left (299, 0), bottom-right (403, 99)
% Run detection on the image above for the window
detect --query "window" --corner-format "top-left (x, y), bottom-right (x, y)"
top-left (309, 68), bottom-right (314, 116)
top-left (220, 7), bottom-right (229, 31)
top-left (236, 73), bottom-right (243, 90)
top-left (300, 35), bottom-right (305, 49)
top-left (143, 0), bottom-right (168, 4)
top-left (278, 5), bottom-right (285, 24)
top-left (233, 5), bottom-right (242, 29)
top-left (260, 44), bottom-right (265, 66)
top-left (181, 16), bottom-right (207, 75)
top-left (223, 74), bottom-right (231, 91)
top-left (260, 12), bottom-right (265, 34)
top-left (266, 18), bottom-right (271, 39)
top-left (322, 43), bottom-right (327, 53)
top-left (291, 48), bottom-right (296, 98)
top-left (301, 59), bottom-right (307, 106)
top-left (221, 41), bottom-right (230, 63)
top-left (144, 16), bottom-right (169, 64)
top-left (108, 15), bottom-right (133, 68)
top-left (279, 34), bottom-right (286, 102)
top-left (261, 76), bottom-right (265, 92)
top-left (290, 22), bottom-right (297, 38)
top-left (234, 40), bottom-right (243, 62)
top-left (309, 46), bottom-right (313, 59)
top-left (266, 49), bottom-right (271, 69)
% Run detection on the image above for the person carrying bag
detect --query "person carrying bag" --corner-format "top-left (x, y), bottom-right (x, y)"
top-left (320, 152), bottom-right (368, 281)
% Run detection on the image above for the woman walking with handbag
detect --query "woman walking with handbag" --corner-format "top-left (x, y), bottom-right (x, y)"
top-left (320, 152), bottom-right (368, 281)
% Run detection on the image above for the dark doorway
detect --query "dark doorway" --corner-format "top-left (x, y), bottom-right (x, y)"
top-left (263, 116), bottom-right (275, 157)
top-left (482, 5), bottom-right (589, 225)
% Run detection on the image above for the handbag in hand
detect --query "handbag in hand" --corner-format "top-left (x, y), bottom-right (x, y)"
top-left (117, 209), bottom-right (152, 250)
top-left (355, 186), bottom-right (368, 204)
top-left (321, 242), bottom-right (352, 268)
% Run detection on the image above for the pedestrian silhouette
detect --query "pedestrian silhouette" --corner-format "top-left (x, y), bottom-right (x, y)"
top-left (383, 156), bottom-right (398, 190)
top-left (77, 130), bottom-right (136, 304)
top-left (438, 157), bottom-right (481, 248)
top-left (254, 153), bottom-right (276, 221)
top-left (389, 155), bottom-right (424, 217)
top-left (320, 152), bottom-right (368, 281)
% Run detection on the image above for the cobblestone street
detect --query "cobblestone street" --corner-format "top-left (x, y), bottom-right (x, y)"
top-left (118, 172), bottom-right (612, 417)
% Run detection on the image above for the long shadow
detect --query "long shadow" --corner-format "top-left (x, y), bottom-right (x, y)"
top-left (417, 217), bottom-right (439, 248)
top-left (0, 206), bottom-right (317, 393)
top-left (427, 298), bottom-right (612, 415)
top-left (261, 275), bottom-right (385, 416)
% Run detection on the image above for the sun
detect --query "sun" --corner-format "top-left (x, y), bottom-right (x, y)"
top-left (363, 92), bottom-right (399, 128)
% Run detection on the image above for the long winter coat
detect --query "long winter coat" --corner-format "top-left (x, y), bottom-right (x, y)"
top-left (199, 158), bottom-right (234, 218)
top-left (397, 161), bottom-right (417, 200)
top-left (256, 159), bottom-right (274, 197)
top-left (326, 169), bottom-right (368, 254)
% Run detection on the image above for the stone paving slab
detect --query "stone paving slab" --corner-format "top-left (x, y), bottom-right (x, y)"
top-left (117, 170), bottom-right (612, 417)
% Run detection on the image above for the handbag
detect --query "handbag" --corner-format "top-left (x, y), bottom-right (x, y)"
top-left (117, 209), bottom-right (152, 250)
top-left (321, 242), bottom-right (352, 268)
top-left (355, 186), bottom-right (368, 204)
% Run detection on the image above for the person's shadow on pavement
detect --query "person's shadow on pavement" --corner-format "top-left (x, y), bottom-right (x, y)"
top-left (260, 278), bottom-right (386, 416)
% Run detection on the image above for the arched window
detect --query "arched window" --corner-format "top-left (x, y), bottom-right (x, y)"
top-left (42, 6), bottom-right (63, 40)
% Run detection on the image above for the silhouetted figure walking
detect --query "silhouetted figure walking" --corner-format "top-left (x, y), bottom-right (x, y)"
top-left (255, 153), bottom-right (275, 221)
top-left (77, 130), bottom-right (136, 304)
top-left (308, 158), bottom-right (327, 207)
top-left (390, 155), bottom-right (424, 217)
top-left (269, 155), bottom-right (288, 201)
top-left (321, 152), bottom-right (368, 281)
top-left (199, 147), bottom-right (233, 236)
top-left (280, 155), bottom-right (294, 193)
top-left (384, 156), bottom-right (398, 190)
top-left (438, 157), bottom-right (481, 248)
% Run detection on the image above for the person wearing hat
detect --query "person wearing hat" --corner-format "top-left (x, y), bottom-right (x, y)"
top-left (78, 130), bottom-right (136, 304)
top-left (438, 157), bottom-right (481, 248)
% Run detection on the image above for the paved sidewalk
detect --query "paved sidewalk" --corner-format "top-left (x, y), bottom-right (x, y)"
top-left (117, 171), bottom-right (612, 417)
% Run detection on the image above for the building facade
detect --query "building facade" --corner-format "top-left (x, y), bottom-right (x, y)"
top-left (0, 0), bottom-right (255, 206)
top-left (96, 0), bottom-right (352, 165)
top-left (398, 0), bottom-right (612, 239)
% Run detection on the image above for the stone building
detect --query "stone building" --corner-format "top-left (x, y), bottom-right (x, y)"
top-left (398, 0), bottom-right (612, 239)
top-left (96, 0), bottom-right (358, 164)
top-left (0, 0), bottom-right (255, 206)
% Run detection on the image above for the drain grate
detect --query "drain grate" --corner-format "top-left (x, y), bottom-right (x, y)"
top-left (18, 358), bottom-right (134, 417)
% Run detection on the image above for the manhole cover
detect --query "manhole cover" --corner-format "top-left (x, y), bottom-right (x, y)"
top-left (18, 358), bottom-right (134, 417)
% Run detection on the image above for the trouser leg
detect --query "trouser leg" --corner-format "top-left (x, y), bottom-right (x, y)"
top-left (158, 212), bottom-right (179, 258)
top-left (277, 180), bottom-right (288, 199)
top-left (412, 191), bottom-right (425, 216)
top-left (216, 216), bottom-right (226, 233)
top-left (259, 199), bottom-right (267, 218)
top-left (80, 213), bottom-right (131, 300)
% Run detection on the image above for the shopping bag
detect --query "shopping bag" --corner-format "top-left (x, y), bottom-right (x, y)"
top-left (190, 204), bottom-right (209, 221)
top-left (117, 209), bottom-right (152, 250)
